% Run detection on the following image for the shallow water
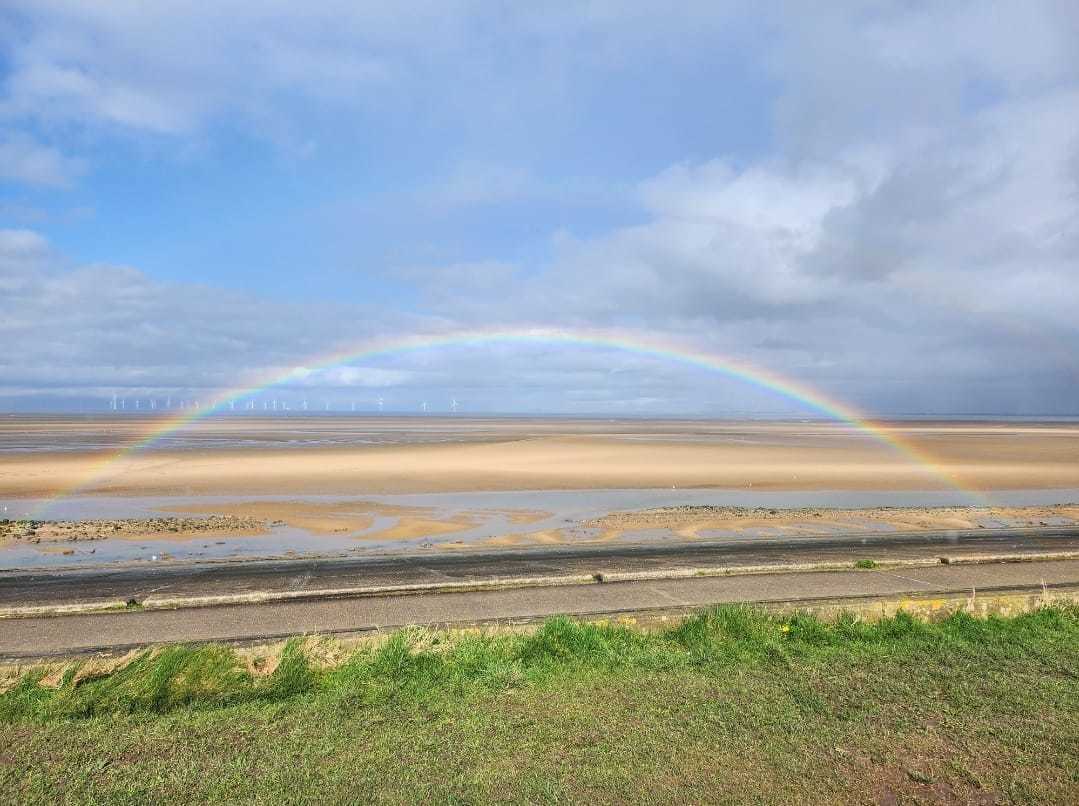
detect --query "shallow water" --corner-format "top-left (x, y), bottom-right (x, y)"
top-left (3, 487), bottom-right (1078, 571)
top-left (4, 415), bottom-right (825, 453)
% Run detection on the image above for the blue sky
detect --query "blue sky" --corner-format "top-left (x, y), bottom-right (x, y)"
top-left (2, 2), bottom-right (1078, 415)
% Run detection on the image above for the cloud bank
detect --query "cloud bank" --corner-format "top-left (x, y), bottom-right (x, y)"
top-left (1, 2), bottom-right (1077, 414)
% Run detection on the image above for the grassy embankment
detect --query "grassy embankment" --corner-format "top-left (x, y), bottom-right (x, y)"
top-left (2, 605), bottom-right (1077, 804)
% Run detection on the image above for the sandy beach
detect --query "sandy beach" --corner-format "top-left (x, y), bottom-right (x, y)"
top-left (2, 416), bottom-right (1078, 499)
top-left (3, 416), bottom-right (1078, 564)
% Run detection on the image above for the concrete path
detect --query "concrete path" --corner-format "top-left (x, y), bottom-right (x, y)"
top-left (3, 559), bottom-right (1077, 660)
top-left (5, 526), bottom-right (1078, 608)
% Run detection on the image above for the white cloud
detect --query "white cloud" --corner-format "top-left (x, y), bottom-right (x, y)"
top-left (0, 229), bottom-right (425, 396)
top-left (309, 367), bottom-right (413, 388)
top-left (0, 227), bottom-right (49, 255)
top-left (2, 2), bottom-right (1078, 413)
top-left (0, 136), bottom-right (84, 186)
top-left (0, 1), bottom-right (454, 137)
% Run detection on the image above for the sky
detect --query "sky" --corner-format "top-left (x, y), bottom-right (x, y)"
top-left (1, 1), bottom-right (1078, 416)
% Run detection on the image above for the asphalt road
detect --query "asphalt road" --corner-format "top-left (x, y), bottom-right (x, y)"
top-left (3, 526), bottom-right (1078, 608)
top-left (3, 559), bottom-right (1078, 660)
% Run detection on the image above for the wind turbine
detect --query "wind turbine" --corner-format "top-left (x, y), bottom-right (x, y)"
top-left (377, 396), bottom-right (384, 413)
top-left (451, 398), bottom-right (458, 414)
top-left (111, 394), bottom-right (117, 411)
top-left (421, 400), bottom-right (428, 414)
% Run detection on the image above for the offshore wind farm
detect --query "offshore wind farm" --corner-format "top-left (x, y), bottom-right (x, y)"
top-left (3, 406), bottom-right (1079, 569)
top-left (3, 329), bottom-right (1079, 567)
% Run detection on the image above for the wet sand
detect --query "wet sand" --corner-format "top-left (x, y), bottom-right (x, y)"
top-left (6, 503), bottom-right (1079, 555)
top-left (0, 515), bottom-right (267, 545)
top-left (582, 504), bottom-right (1079, 543)
top-left (2, 417), bottom-right (1079, 499)
top-left (3, 416), bottom-right (1078, 567)
top-left (162, 500), bottom-right (484, 542)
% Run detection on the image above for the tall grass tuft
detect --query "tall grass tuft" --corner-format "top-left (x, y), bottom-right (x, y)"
top-left (2, 604), bottom-right (1076, 723)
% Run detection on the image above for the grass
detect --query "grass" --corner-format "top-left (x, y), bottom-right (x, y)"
top-left (854, 558), bottom-right (879, 569)
top-left (1, 605), bottom-right (1077, 804)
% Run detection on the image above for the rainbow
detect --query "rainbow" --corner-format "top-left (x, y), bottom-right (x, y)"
top-left (34, 326), bottom-right (985, 514)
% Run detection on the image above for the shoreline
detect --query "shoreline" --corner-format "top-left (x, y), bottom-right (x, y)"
top-left (5, 502), bottom-right (1079, 569)
top-left (2, 417), bottom-right (1078, 499)
top-left (3, 416), bottom-right (1077, 567)
top-left (4, 432), bottom-right (1079, 499)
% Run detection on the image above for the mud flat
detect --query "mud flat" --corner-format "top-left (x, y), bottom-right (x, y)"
top-left (2, 417), bottom-right (1079, 499)
top-left (5, 503), bottom-right (1079, 556)
top-left (164, 500), bottom-right (486, 542)
top-left (67, 500), bottom-right (1079, 548)
top-left (582, 503), bottom-right (1079, 542)
top-left (3, 416), bottom-right (1079, 566)
top-left (0, 515), bottom-right (267, 546)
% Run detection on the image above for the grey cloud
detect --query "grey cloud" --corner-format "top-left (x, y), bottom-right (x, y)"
top-left (767, 2), bottom-right (1079, 158)
top-left (401, 70), bottom-right (1079, 411)
top-left (3, 3), bottom-right (1079, 414)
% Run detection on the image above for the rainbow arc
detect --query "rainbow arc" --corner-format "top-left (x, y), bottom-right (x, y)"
top-left (34, 326), bottom-right (985, 513)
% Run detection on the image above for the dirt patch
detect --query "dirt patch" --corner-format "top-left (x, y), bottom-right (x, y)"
top-left (0, 665), bottom-right (31, 695)
top-left (70, 649), bottom-right (147, 687)
top-left (36, 664), bottom-right (71, 690)
top-left (219, 636), bottom-right (364, 678)
top-left (301, 636), bottom-right (352, 669)
top-left (233, 642), bottom-right (288, 678)
top-left (869, 760), bottom-right (1001, 805)
top-left (24, 649), bottom-right (148, 691)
